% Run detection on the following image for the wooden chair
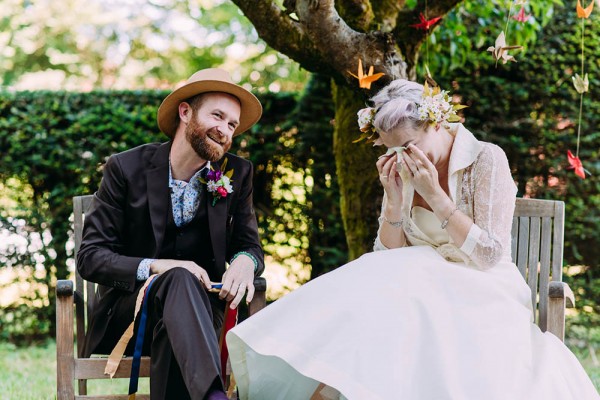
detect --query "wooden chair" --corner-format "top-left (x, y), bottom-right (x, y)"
top-left (511, 197), bottom-right (574, 341)
top-left (56, 195), bottom-right (267, 399)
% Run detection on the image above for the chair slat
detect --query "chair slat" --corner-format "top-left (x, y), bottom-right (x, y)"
top-left (526, 217), bottom-right (541, 321)
top-left (74, 357), bottom-right (151, 380)
top-left (73, 196), bottom-right (87, 359)
top-left (513, 198), bottom-right (557, 217)
top-left (537, 217), bottom-right (553, 332)
top-left (516, 217), bottom-right (530, 280)
top-left (551, 201), bottom-right (565, 281)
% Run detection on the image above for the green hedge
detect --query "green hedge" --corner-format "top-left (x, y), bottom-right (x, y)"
top-left (0, 84), bottom-right (346, 343)
top-left (436, 7), bottom-right (600, 335)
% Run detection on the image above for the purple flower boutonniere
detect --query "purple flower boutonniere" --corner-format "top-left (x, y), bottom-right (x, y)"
top-left (199, 158), bottom-right (234, 206)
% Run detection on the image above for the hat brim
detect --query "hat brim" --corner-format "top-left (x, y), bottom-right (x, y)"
top-left (157, 80), bottom-right (262, 138)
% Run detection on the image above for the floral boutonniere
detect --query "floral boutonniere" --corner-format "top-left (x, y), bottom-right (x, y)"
top-left (199, 158), bottom-right (234, 206)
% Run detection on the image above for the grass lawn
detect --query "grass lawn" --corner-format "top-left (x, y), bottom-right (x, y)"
top-left (0, 340), bottom-right (598, 399)
top-left (0, 341), bottom-right (149, 399)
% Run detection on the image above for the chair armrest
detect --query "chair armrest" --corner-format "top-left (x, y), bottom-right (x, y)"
top-left (253, 277), bottom-right (266, 292)
top-left (56, 279), bottom-right (74, 297)
top-left (248, 277), bottom-right (267, 316)
top-left (547, 281), bottom-right (575, 342)
top-left (56, 279), bottom-right (75, 399)
top-left (548, 281), bottom-right (575, 308)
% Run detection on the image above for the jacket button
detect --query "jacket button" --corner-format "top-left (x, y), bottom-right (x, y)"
top-left (176, 251), bottom-right (182, 257)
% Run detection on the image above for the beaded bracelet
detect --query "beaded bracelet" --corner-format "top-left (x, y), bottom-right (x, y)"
top-left (441, 207), bottom-right (459, 229)
top-left (383, 215), bottom-right (403, 228)
top-left (230, 251), bottom-right (258, 272)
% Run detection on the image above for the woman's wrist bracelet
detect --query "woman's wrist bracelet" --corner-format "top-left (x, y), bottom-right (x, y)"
top-left (441, 207), bottom-right (459, 229)
top-left (383, 215), bottom-right (403, 228)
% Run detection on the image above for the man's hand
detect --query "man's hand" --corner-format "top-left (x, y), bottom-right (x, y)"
top-left (150, 259), bottom-right (212, 290)
top-left (220, 254), bottom-right (255, 309)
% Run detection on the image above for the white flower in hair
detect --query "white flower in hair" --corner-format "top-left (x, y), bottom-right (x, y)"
top-left (417, 82), bottom-right (467, 128)
top-left (354, 107), bottom-right (381, 144)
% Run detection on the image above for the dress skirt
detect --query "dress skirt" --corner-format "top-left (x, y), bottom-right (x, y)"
top-left (227, 246), bottom-right (599, 399)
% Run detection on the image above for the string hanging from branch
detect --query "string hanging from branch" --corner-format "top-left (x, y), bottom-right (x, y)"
top-left (487, 0), bottom-right (525, 66)
top-left (410, 0), bottom-right (442, 81)
top-left (567, 0), bottom-right (594, 179)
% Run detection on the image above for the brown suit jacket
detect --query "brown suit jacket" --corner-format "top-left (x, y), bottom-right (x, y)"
top-left (77, 141), bottom-right (264, 355)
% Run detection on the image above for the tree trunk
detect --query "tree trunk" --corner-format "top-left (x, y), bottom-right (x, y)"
top-left (332, 83), bottom-right (382, 260)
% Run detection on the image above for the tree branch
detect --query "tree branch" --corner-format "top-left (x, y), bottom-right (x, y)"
top-left (295, 0), bottom-right (406, 89)
top-left (231, 0), bottom-right (325, 73)
top-left (335, 0), bottom-right (375, 31)
top-left (370, 0), bottom-right (403, 31)
top-left (393, 0), bottom-right (464, 77)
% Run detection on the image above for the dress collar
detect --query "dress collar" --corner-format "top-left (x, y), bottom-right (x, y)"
top-left (448, 123), bottom-right (483, 177)
top-left (446, 123), bottom-right (483, 202)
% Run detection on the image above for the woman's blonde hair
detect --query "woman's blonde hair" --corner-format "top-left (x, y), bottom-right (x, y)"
top-left (371, 79), bottom-right (428, 134)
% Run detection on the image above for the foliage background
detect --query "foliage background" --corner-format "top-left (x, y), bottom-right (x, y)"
top-left (0, 0), bottom-right (598, 372)
top-left (0, 85), bottom-right (342, 342)
top-left (433, 8), bottom-right (600, 342)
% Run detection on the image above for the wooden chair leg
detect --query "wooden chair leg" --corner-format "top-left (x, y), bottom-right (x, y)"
top-left (56, 280), bottom-right (75, 400)
top-left (547, 281), bottom-right (575, 342)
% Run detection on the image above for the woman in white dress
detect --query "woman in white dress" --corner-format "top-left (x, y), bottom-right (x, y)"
top-left (226, 79), bottom-right (599, 400)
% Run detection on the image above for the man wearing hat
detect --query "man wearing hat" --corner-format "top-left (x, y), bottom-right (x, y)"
top-left (77, 68), bottom-right (264, 399)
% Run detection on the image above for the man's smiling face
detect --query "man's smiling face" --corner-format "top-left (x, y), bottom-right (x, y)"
top-left (185, 92), bottom-right (241, 162)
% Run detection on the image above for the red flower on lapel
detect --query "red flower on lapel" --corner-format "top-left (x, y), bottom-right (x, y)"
top-left (199, 158), bottom-right (234, 206)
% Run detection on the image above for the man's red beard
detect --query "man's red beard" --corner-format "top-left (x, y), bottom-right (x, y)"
top-left (185, 116), bottom-right (232, 162)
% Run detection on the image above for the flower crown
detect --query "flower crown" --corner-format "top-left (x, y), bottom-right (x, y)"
top-left (354, 82), bottom-right (466, 144)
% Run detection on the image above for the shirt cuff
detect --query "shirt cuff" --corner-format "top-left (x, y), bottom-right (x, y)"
top-left (459, 224), bottom-right (482, 256)
top-left (230, 252), bottom-right (258, 273)
top-left (137, 258), bottom-right (155, 281)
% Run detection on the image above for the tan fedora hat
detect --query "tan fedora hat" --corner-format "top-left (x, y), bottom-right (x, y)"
top-left (157, 68), bottom-right (262, 138)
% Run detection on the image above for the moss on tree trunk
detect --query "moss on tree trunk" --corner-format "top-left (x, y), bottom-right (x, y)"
top-left (332, 83), bottom-right (382, 260)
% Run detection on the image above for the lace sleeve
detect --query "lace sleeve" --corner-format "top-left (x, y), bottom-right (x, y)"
top-left (459, 144), bottom-right (517, 269)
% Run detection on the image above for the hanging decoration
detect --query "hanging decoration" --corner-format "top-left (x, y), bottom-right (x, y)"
top-left (487, 0), bottom-right (524, 66)
top-left (410, 0), bottom-right (441, 82)
top-left (567, 0), bottom-right (594, 179)
top-left (348, 59), bottom-right (385, 89)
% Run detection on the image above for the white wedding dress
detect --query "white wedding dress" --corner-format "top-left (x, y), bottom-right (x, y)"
top-left (227, 125), bottom-right (599, 399)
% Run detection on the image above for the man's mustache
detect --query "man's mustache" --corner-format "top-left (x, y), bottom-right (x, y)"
top-left (203, 126), bottom-right (227, 145)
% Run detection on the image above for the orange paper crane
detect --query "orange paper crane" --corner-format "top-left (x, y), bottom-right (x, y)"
top-left (348, 59), bottom-right (385, 89)
top-left (577, 0), bottom-right (594, 18)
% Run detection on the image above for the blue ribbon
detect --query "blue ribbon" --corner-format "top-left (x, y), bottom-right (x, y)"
top-left (128, 277), bottom-right (156, 399)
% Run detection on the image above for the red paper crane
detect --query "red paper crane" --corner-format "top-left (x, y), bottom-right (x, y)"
top-left (410, 13), bottom-right (442, 30)
top-left (567, 150), bottom-right (587, 179)
top-left (512, 6), bottom-right (531, 22)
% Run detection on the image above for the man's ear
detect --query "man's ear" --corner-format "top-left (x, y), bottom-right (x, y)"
top-left (178, 102), bottom-right (192, 124)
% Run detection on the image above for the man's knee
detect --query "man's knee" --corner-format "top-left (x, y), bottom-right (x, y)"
top-left (160, 267), bottom-right (199, 284)
top-left (153, 267), bottom-right (207, 299)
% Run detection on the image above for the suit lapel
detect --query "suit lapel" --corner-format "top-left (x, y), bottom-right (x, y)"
top-left (207, 159), bottom-right (228, 270)
top-left (146, 142), bottom-right (171, 255)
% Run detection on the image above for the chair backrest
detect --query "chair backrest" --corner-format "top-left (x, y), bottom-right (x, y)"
top-left (73, 194), bottom-right (95, 358)
top-left (73, 196), bottom-right (565, 342)
top-left (511, 197), bottom-right (565, 333)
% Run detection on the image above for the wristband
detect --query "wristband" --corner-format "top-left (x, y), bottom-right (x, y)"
top-left (230, 251), bottom-right (258, 272)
